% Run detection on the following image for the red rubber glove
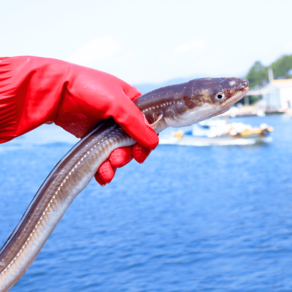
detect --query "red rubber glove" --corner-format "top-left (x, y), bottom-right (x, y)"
top-left (0, 56), bottom-right (158, 185)
top-left (95, 143), bottom-right (152, 186)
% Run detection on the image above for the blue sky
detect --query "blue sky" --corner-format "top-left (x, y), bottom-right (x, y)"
top-left (1, 0), bottom-right (292, 84)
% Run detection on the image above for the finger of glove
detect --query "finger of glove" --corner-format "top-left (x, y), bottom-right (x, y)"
top-left (109, 147), bottom-right (133, 168)
top-left (98, 160), bottom-right (117, 183)
top-left (94, 172), bottom-right (107, 187)
top-left (121, 81), bottom-right (142, 101)
top-left (133, 143), bottom-right (152, 164)
top-left (111, 95), bottom-right (159, 150)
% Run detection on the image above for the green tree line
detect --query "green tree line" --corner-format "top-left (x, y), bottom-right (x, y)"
top-left (246, 54), bottom-right (292, 89)
top-left (240, 54), bottom-right (292, 105)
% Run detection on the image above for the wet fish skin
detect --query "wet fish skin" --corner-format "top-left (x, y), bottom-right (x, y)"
top-left (0, 77), bottom-right (248, 291)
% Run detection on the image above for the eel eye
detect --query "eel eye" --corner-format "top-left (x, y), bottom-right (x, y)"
top-left (215, 92), bottom-right (225, 101)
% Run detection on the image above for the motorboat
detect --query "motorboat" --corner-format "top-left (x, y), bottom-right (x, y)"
top-left (159, 118), bottom-right (273, 146)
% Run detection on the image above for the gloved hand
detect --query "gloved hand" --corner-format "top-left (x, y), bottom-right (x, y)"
top-left (0, 56), bottom-right (159, 186)
top-left (95, 144), bottom-right (152, 186)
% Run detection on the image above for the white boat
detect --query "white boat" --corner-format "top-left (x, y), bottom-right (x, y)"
top-left (159, 118), bottom-right (273, 146)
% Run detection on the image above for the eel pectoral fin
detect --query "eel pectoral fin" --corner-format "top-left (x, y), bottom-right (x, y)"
top-left (148, 114), bottom-right (163, 131)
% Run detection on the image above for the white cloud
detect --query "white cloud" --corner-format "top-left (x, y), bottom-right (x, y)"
top-left (67, 36), bottom-right (122, 65)
top-left (114, 51), bottom-right (135, 63)
top-left (175, 39), bottom-right (206, 53)
top-left (159, 54), bottom-right (166, 61)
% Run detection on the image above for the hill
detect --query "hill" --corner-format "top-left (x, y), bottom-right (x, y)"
top-left (135, 54), bottom-right (292, 106)
top-left (134, 75), bottom-right (202, 95)
top-left (246, 55), bottom-right (292, 89)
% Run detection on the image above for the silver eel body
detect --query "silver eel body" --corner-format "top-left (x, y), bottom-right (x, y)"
top-left (0, 119), bottom-right (136, 291)
top-left (0, 77), bottom-right (249, 291)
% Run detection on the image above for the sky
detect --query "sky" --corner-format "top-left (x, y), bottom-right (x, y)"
top-left (1, 0), bottom-right (292, 84)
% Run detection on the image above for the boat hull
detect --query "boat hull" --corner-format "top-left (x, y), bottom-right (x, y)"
top-left (159, 135), bottom-right (272, 146)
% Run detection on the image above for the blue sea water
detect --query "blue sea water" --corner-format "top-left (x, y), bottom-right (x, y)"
top-left (1, 115), bottom-right (292, 292)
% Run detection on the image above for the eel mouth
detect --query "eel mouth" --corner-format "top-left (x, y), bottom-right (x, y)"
top-left (221, 86), bottom-right (249, 108)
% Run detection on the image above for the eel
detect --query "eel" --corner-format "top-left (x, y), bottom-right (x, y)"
top-left (0, 77), bottom-right (249, 291)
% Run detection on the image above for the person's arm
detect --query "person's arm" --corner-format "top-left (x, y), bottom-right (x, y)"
top-left (0, 56), bottom-right (158, 185)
